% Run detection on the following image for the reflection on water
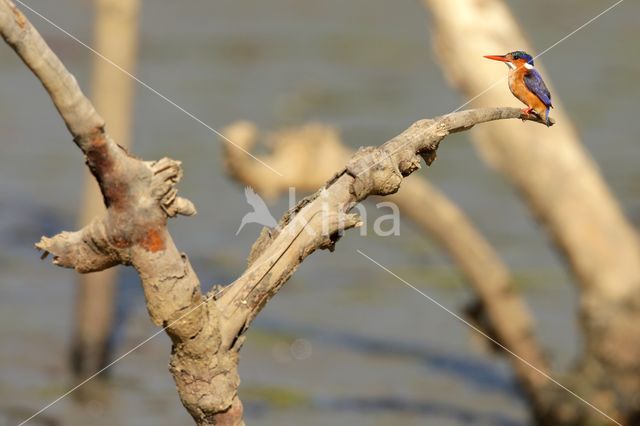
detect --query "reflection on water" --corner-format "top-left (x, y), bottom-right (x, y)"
top-left (0, 0), bottom-right (637, 425)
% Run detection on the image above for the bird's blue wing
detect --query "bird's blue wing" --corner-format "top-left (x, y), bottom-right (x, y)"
top-left (524, 69), bottom-right (552, 107)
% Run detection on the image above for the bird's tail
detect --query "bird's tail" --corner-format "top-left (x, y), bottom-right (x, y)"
top-left (545, 108), bottom-right (551, 127)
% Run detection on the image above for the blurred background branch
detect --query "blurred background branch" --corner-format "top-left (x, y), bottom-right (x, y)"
top-left (72, 0), bottom-right (140, 382)
top-left (422, 0), bottom-right (640, 423)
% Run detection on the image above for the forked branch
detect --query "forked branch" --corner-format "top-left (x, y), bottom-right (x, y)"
top-left (0, 0), bottom-right (553, 424)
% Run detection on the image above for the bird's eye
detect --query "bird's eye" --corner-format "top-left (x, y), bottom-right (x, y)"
top-left (512, 53), bottom-right (520, 59)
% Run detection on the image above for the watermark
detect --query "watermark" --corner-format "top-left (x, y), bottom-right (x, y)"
top-left (236, 187), bottom-right (400, 238)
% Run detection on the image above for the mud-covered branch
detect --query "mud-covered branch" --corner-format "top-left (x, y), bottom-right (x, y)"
top-left (216, 108), bottom-right (552, 349)
top-left (220, 121), bottom-right (549, 397)
top-left (0, 0), bottom-right (102, 143)
top-left (1, 0), bottom-right (553, 424)
top-left (1, 2), bottom-right (230, 424)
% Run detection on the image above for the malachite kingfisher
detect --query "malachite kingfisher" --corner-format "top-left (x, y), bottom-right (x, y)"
top-left (484, 51), bottom-right (553, 126)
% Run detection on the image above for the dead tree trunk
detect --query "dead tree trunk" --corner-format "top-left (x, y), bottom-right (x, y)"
top-left (72, 0), bottom-right (140, 379)
top-left (0, 1), bottom-right (573, 424)
top-left (422, 0), bottom-right (640, 423)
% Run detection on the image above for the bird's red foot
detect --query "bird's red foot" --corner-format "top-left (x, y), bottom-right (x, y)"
top-left (520, 107), bottom-right (534, 122)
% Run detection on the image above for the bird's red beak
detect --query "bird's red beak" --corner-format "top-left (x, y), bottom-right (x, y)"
top-left (483, 55), bottom-right (510, 62)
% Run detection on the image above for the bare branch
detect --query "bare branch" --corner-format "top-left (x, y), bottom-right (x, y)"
top-left (1, 1), bottom-right (552, 424)
top-left (0, 0), bottom-right (103, 143)
top-left (1, 2), bottom-right (235, 424)
top-left (216, 107), bottom-right (551, 349)
top-left (221, 121), bottom-right (550, 396)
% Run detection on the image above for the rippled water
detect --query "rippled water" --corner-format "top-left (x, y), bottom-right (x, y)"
top-left (1, 0), bottom-right (638, 425)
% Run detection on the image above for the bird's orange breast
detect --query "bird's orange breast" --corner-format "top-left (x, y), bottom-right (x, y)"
top-left (508, 68), bottom-right (548, 116)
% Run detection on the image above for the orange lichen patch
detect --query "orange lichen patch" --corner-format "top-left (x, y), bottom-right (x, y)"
top-left (140, 227), bottom-right (165, 252)
top-left (10, 4), bottom-right (27, 29)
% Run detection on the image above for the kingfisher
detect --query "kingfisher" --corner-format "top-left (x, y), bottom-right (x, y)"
top-left (484, 51), bottom-right (553, 126)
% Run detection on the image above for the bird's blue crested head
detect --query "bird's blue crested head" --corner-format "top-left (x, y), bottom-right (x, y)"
top-left (507, 51), bottom-right (534, 65)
